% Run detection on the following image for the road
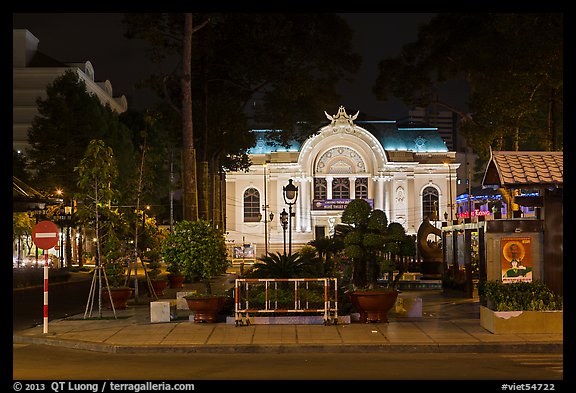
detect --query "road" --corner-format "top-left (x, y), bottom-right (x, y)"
top-left (12, 344), bottom-right (564, 383)
top-left (13, 275), bottom-right (93, 332)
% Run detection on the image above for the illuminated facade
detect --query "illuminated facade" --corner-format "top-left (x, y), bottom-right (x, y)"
top-left (225, 107), bottom-right (460, 257)
top-left (12, 29), bottom-right (127, 154)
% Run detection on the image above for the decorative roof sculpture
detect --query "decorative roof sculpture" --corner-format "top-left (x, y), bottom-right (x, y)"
top-left (324, 105), bottom-right (359, 128)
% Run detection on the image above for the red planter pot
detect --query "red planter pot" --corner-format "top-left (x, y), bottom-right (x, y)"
top-left (185, 296), bottom-right (226, 323)
top-left (349, 290), bottom-right (399, 323)
top-left (167, 274), bottom-right (185, 289)
top-left (102, 287), bottom-right (134, 310)
top-left (148, 279), bottom-right (169, 297)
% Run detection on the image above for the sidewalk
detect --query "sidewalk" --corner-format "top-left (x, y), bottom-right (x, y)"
top-left (13, 282), bottom-right (563, 354)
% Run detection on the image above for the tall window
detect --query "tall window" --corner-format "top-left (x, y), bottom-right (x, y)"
top-left (355, 177), bottom-right (368, 199)
top-left (314, 178), bottom-right (327, 200)
top-left (244, 188), bottom-right (260, 222)
top-left (422, 186), bottom-right (439, 221)
top-left (332, 177), bottom-right (350, 199)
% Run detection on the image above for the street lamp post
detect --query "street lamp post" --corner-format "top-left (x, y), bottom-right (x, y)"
top-left (280, 208), bottom-right (288, 256)
top-left (258, 211), bottom-right (274, 255)
top-left (64, 205), bottom-right (72, 268)
top-left (58, 206), bottom-right (65, 268)
top-left (444, 162), bottom-right (454, 222)
top-left (282, 179), bottom-right (298, 255)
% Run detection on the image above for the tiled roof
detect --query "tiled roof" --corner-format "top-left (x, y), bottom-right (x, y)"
top-left (482, 150), bottom-right (563, 188)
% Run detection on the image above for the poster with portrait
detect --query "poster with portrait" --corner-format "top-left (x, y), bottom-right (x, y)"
top-left (501, 237), bottom-right (532, 283)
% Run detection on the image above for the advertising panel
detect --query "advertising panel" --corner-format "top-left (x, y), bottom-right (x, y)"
top-left (501, 237), bottom-right (532, 283)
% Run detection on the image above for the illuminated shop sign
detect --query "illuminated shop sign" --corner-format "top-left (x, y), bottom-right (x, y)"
top-left (457, 210), bottom-right (491, 218)
top-left (312, 198), bottom-right (374, 210)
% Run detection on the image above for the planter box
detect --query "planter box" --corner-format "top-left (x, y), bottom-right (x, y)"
top-left (480, 305), bottom-right (563, 334)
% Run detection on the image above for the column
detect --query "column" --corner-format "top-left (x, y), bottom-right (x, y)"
top-left (295, 178), bottom-right (302, 232)
top-left (303, 177), bottom-right (312, 232)
top-left (349, 177), bottom-right (356, 200)
top-left (326, 176), bottom-right (333, 200)
top-left (374, 176), bottom-right (384, 210)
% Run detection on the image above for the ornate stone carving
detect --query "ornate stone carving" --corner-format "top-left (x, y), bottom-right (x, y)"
top-left (324, 106), bottom-right (359, 128)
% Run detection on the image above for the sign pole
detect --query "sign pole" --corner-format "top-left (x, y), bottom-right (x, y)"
top-left (43, 250), bottom-right (49, 334)
top-left (32, 220), bottom-right (60, 335)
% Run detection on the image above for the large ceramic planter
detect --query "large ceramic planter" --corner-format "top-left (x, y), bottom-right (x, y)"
top-left (167, 274), bottom-right (185, 289)
top-left (102, 287), bottom-right (134, 310)
top-left (349, 290), bottom-right (400, 323)
top-left (186, 296), bottom-right (226, 323)
top-left (480, 306), bottom-right (563, 334)
top-left (148, 279), bottom-right (169, 297)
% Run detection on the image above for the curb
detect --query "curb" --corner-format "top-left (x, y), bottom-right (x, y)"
top-left (13, 334), bottom-right (563, 354)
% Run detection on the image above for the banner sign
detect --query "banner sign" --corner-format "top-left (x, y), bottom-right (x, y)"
top-left (233, 244), bottom-right (255, 259)
top-left (312, 198), bottom-right (374, 210)
top-left (501, 237), bottom-right (533, 283)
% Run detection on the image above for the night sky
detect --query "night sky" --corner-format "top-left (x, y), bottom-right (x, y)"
top-left (12, 13), bottom-right (469, 119)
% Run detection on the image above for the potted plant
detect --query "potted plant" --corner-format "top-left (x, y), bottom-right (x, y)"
top-left (145, 257), bottom-right (168, 297)
top-left (161, 219), bottom-right (231, 322)
top-left (160, 233), bottom-right (185, 289)
top-left (102, 259), bottom-right (133, 310)
top-left (478, 280), bottom-right (563, 333)
top-left (142, 224), bottom-right (168, 297)
top-left (336, 199), bottom-right (415, 323)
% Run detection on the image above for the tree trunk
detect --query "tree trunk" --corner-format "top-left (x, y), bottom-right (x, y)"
top-left (77, 227), bottom-right (84, 268)
top-left (198, 161), bottom-right (210, 221)
top-left (182, 13), bottom-right (198, 221)
top-left (548, 87), bottom-right (557, 151)
top-left (513, 126), bottom-right (519, 151)
top-left (65, 228), bottom-right (72, 268)
top-left (212, 171), bottom-right (222, 229)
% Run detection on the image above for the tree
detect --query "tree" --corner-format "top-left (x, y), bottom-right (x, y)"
top-left (338, 199), bottom-right (388, 290)
top-left (75, 139), bottom-right (120, 317)
top-left (123, 13), bottom-right (361, 223)
top-left (250, 252), bottom-right (310, 279)
top-left (160, 219), bottom-right (229, 294)
top-left (382, 223), bottom-right (416, 289)
top-left (27, 70), bottom-right (136, 197)
top-left (372, 13), bottom-right (562, 159)
top-left (307, 236), bottom-right (344, 277)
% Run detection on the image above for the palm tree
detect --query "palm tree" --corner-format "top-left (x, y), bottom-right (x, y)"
top-left (308, 237), bottom-right (344, 277)
top-left (249, 252), bottom-right (311, 279)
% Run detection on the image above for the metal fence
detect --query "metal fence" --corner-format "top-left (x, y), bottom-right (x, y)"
top-left (234, 277), bottom-right (338, 326)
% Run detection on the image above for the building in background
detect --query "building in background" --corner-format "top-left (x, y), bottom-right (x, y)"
top-left (12, 29), bottom-right (127, 155)
top-left (225, 106), bottom-right (459, 258)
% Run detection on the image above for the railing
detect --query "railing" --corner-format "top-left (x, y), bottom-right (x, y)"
top-left (234, 278), bottom-right (338, 326)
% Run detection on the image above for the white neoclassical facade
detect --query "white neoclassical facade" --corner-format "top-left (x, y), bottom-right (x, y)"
top-left (13, 29), bottom-right (128, 154)
top-left (225, 106), bottom-right (459, 257)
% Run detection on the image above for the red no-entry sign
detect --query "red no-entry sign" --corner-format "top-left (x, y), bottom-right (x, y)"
top-left (32, 220), bottom-right (60, 250)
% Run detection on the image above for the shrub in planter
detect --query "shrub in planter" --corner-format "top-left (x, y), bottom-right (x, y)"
top-left (161, 219), bottom-right (230, 295)
top-left (478, 280), bottom-right (563, 311)
top-left (478, 280), bottom-right (563, 334)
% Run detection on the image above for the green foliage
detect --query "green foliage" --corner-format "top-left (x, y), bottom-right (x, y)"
top-left (337, 199), bottom-right (387, 289)
top-left (160, 220), bottom-right (229, 294)
top-left (307, 236), bottom-right (343, 277)
top-left (146, 259), bottom-right (163, 281)
top-left (27, 70), bottom-right (136, 197)
top-left (248, 252), bottom-right (313, 279)
top-left (123, 13), bottom-right (361, 157)
top-left (336, 199), bottom-right (416, 290)
top-left (104, 262), bottom-right (128, 288)
top-left (74, 139), bottom-right (122, 265)
top-left (478, 280), bottom-right (563, 311)
top-left (373, 13), bottom-right (563, 156)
